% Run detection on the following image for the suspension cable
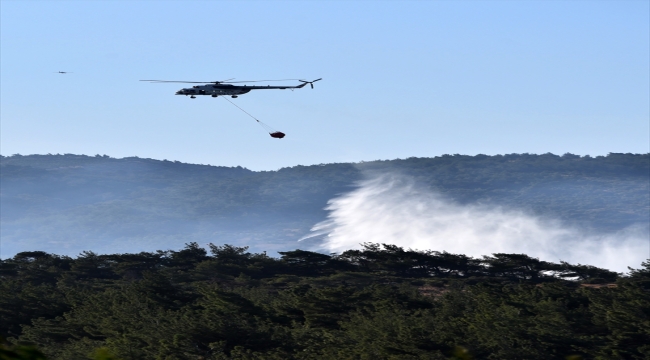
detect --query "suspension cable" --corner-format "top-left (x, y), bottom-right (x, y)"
top-left (220, 96), bottom-right (278, 134)
top-left (221, 96), bottom-right (260, 122)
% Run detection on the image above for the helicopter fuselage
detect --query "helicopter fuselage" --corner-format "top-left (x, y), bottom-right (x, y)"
top-left (175, 83), bottom-right (304, 97)
top-left (176, 84), bottom-right (249, 97)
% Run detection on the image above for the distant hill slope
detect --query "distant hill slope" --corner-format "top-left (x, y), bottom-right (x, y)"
top-left (1, 153), bottom-right (648, 257)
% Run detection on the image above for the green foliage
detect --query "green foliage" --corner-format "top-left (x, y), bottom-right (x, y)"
top-left (0, 339), bottom-right (46, 360)
top-left (1, 243), bottom-right (648, 359)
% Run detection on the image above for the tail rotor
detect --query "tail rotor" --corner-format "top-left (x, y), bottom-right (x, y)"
top-left (299, 78), bottom-right (322, 89)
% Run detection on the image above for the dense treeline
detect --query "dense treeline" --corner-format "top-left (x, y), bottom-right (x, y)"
top-left (2, 243), bottom-right (648, 359)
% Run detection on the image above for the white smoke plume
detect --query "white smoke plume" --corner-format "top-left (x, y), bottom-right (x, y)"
top-left (301, 175), bottom-right (649, 273)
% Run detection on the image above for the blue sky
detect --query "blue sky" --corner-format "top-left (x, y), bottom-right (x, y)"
top-left (1, 0), bottom-right (648, 170)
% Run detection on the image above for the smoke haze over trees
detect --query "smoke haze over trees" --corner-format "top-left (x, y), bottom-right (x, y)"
top-left (1, 153), bottom-right (649, 358)
top-left (1, 153), bottom-right (648, 265)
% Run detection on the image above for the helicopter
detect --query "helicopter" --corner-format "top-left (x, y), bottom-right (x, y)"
top-left (140, 78), bottom-right (322, 99)
top-left (55, 71), bottom-right (72, 74)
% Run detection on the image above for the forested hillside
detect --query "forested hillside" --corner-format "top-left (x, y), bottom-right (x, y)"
top-left (1, 243), bottom-right (648, 359)
top-left (1, 153), bottom-right (648, 257)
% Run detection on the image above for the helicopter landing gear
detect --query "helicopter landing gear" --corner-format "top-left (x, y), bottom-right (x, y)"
top-left (231, 95), bottom-right (238, 98)
top-left (190, 95), bottom-right (196, 99)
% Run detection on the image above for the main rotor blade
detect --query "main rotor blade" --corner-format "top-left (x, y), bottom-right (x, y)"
top-left (140, 78), bottom-right (312, 84)
top-left (223, 79), bottom-right (302, 83)
top-left (140, 80), bottom-right (219, 83)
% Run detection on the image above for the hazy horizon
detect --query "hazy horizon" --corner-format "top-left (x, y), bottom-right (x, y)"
top-left (2, 151), bottom-right (648, 172)
top-left (2, 153), bottom-right (648, 273)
